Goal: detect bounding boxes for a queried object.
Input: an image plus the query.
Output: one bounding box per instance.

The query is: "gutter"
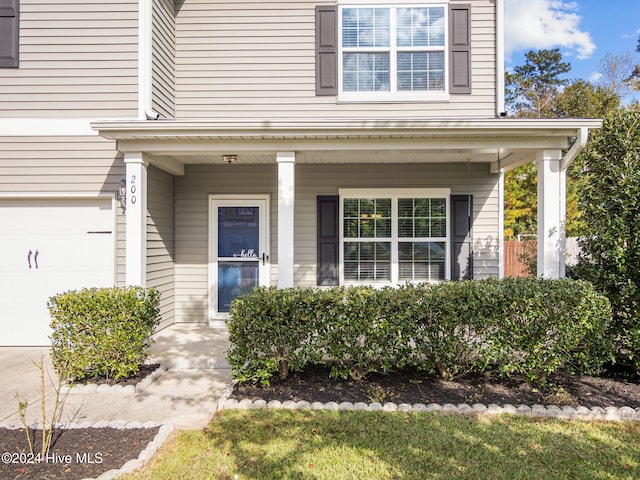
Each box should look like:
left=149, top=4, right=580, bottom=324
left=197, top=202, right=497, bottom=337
left=495, top=0, right=505, bottom=117
left=561, top=127, right=589, bottom=170
left=139, top=0, right=160, bottom=120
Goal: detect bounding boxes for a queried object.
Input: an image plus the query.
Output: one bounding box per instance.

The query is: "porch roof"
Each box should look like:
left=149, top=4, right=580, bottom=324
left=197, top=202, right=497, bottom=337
left=92, top=118, right=602, bottom=176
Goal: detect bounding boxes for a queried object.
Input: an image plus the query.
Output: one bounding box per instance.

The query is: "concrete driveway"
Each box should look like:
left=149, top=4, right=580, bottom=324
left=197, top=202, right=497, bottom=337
left=0, top=325, right=233, bottom=430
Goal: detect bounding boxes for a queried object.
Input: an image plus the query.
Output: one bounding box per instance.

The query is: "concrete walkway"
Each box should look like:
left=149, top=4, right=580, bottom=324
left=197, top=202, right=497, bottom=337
left=0, top=325, right=232, bottom=430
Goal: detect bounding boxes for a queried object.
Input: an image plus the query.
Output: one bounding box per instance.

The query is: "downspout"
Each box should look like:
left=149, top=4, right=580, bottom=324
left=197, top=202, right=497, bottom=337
left=139, top=0, right=160, bottom=120
left=495, top=0, right=505, bottom=117
left=561, top=127, right=589, bottom=170
left=556, top=126, right=589, bottom=277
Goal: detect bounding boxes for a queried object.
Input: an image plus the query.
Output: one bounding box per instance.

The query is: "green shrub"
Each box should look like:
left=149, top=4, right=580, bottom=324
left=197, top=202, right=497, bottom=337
left=228, top=287, right=324, bottom=385
left=574, top=110, right=640, bottom=368
left=48, top=287, right=160, bottom=382
left=320, top=287, right=416, bottom=380
left=227, top=279, right=613, bottom=386
left=491, top=278, right=613, bottom=383
left=408, top=281, right=501, bottom=380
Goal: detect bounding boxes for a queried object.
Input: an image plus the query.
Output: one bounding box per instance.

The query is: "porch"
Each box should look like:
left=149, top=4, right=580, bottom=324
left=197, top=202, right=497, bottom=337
left=93, top=118, right=601, bottom=326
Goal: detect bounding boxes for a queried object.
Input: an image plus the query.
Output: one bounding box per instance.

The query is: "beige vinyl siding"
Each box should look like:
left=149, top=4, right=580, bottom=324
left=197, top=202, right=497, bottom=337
left=294, top=163, right=500, bottom=286
left=0, top=134, right=126, bottom=284
left=147, top=166, right=175, bottom=328
left=172, top=161, right=499, bottom=324
left=0, top=0, right=138, bottom=118
left=175, top=0, right=497, bottom=119
left=174, top=164, right=278, bottom=324
left=152, top=0, right=176, bottom=119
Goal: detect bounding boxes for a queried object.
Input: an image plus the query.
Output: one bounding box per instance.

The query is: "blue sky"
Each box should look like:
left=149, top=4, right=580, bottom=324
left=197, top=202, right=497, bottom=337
left=505, top=0, right=640, bottom=101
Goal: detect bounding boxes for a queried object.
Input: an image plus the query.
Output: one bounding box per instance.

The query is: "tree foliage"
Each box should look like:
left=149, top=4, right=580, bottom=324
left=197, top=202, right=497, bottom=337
left=553, top=81, right=621, bottom=237
left=629, top=36, right=640, bottom=91
left=597, top=53, right=638, bottom=100
left=573, top=110, right=640, bottom=367
left=505, top=48, right=570, bottom=118
left=504, top=49, right=623, bottom=239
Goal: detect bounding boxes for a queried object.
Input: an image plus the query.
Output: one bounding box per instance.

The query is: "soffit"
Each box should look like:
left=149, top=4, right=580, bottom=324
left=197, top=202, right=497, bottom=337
left=92, top=118, right=602, bottom=171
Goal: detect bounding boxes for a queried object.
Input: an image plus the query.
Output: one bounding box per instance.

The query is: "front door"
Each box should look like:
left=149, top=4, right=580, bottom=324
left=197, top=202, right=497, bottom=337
left=210, top=196, right=270, bottom=318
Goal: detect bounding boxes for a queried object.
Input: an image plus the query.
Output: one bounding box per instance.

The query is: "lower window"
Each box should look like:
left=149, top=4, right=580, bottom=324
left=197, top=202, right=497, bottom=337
left=341, top=190, right=449, bottom=284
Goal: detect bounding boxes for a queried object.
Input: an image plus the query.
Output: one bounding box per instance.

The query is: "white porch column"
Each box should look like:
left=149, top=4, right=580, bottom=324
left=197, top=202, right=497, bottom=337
left=124, top=152, right=148, bottom=286
left=277, top=151, right=295, bottom=288
left=536, top=149, right=565, bottom=279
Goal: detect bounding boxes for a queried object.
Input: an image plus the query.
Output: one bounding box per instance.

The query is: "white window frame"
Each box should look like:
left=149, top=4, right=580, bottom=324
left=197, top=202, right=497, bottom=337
left=338, top=3, right=450, bottom=103
left=339, top=188, right=451, bottom=285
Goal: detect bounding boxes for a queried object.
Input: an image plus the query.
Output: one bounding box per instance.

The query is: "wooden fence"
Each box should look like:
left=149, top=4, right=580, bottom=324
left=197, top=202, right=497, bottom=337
left=504, top=240, right=531, bottom=277
left=503, top=238, right=581, bottom=278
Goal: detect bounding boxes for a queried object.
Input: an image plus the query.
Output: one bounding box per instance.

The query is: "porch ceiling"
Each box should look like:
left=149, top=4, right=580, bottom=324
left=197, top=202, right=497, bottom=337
left=92, top=118, right=602, bottom=175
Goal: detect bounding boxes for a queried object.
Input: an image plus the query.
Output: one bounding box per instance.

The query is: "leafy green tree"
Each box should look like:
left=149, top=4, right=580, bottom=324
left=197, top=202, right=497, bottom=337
left=552, top=80, right=620, bottom=119
left=504, top=163, right=537, bottom=240
left=573, top=110, right=640, bottom=368
left=504, top=49, right=572, bottom=240
left=504, top=65, right=623, bottom=239
left=553, top=81, right=621, bottom=237
left=505, top=48, right=571, bottom=118
left=629, top=36, right=640, bottom=90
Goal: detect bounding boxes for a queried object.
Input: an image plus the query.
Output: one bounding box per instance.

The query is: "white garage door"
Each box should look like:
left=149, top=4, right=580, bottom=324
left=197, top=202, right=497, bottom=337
left=0, top=198, right=115, bottom=346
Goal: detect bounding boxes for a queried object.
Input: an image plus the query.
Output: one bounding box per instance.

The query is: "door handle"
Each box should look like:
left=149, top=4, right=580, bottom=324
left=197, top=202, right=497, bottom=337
left=262, top=253, right=269, bottom=265
left=27, top=250, right=32, bottom=269
left=34, top=250, right=39, bottom=269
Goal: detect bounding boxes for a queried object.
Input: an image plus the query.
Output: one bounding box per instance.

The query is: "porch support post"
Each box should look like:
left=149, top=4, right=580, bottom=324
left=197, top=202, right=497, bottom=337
left=124, top=152, right=148, bottom=287
left=536, top=149, right=565, bottom=279
left=277, top=151, right=296, bottom=288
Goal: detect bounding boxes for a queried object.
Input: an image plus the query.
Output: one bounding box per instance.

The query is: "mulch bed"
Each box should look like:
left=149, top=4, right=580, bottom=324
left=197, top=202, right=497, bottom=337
left=231, top=364, right=640, bottom=409
left=3, top=364, right=638, bottom=479
left=0, top=365, right=163, bottom=479
left=0, top=426, right=159, bottom=480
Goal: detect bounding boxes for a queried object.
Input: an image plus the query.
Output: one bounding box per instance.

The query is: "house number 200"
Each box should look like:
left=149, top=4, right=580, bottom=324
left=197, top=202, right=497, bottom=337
left=130, top=174, right=137, bottom=204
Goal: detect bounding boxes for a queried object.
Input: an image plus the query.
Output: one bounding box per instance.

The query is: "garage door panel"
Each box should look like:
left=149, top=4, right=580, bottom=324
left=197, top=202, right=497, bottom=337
left=0, top=199, right=115, bottom=346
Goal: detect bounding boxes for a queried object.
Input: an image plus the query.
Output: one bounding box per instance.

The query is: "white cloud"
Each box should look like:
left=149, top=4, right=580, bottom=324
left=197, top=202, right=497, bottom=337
left=588, top=72, right=603, bottom=83
left=505, top=0, right=596, bottom=60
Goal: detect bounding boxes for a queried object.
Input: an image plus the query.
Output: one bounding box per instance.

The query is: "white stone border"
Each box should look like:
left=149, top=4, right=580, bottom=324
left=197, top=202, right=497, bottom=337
left=221, top=398, right=640, bottom=422
left=0, top=420, right=174, bottom=480
left=61, top=364, right=168, bottom=395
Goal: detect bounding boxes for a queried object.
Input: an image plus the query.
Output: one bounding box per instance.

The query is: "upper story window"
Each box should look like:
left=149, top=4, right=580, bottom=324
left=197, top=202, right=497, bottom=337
left=315, top=4, right=471, bottom=99
left=339, top=5, right=447, bottom=101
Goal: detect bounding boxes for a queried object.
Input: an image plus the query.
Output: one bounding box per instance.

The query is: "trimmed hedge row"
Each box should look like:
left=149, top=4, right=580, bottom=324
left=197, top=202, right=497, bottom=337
left=48, top=287, right=160, bottom=382
left=227, top=278, right=613, bottom=385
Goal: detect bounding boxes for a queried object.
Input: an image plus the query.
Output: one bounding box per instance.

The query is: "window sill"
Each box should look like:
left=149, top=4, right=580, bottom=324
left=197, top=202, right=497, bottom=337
left=337, top=92, right=450, bottom=104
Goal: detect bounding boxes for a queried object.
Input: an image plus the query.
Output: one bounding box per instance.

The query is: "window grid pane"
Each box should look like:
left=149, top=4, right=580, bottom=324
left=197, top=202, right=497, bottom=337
left=397, top=7, right=444, bottom=47
left=398, top=52, right=444, bottom=92
left=344, top=242, right=391, bottom=281
left=344, top=53, right=390, bottom=92
left=343, top=198, right=392, bottom=238
left=342, top=8, right=390, bottom=48
left=343, top=196, right=447, bottom=283
left=398, top=241, right=446, bottom=281
left=342, top=6, right=445, bottom=94
left=398, top=198, right=446, bottom=238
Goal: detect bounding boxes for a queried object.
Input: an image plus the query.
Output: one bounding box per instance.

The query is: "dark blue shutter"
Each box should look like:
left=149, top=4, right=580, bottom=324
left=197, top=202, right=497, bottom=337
left=0, top=0, right=19, bottom=68
left=316, top=5, right=338, bottom=96
left=449, top=4, right=471, bottom=94
left=317, top=195, right=339, bottom=285
left=451, top=195, right=473, bottom=280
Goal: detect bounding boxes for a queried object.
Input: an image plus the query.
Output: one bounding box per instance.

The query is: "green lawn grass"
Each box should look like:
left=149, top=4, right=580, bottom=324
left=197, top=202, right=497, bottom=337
left=125, top=410, right=640, bottom=480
